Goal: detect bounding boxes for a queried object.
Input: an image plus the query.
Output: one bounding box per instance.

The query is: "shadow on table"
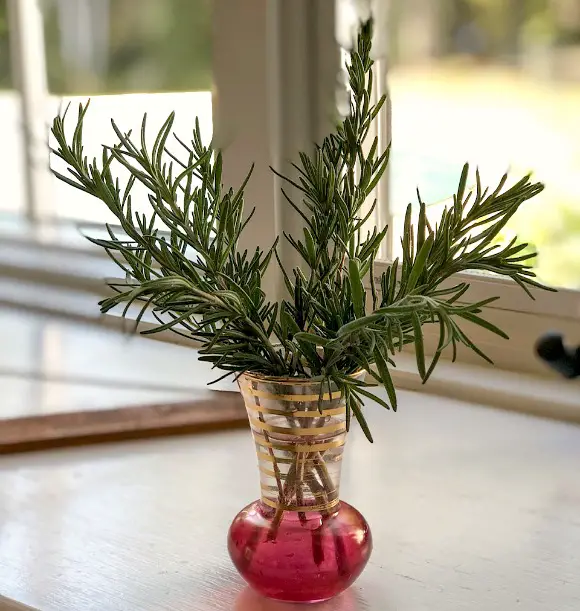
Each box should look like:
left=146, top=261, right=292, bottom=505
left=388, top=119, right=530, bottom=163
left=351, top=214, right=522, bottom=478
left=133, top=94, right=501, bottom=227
left=234, top=586, right=365, bottom=611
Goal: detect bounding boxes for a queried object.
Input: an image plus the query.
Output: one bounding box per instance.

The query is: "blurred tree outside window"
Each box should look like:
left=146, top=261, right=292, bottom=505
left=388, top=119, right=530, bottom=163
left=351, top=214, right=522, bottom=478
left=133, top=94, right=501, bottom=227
left=3, top=0, right=580, bottom=290
left=42, top=0, right=211, bottom=94
left=388, top=0, right=580, bottom=290
left=44, top=0, right=212, bottom=223
left=0, top=0, right=11, bottom=89
left=0, top=0, right=212, bottom=223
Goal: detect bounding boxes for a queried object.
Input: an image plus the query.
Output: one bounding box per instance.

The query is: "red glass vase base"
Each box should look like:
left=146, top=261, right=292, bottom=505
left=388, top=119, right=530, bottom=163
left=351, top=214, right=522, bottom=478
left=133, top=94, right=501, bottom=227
left=228, top=500, right=372, bottom=604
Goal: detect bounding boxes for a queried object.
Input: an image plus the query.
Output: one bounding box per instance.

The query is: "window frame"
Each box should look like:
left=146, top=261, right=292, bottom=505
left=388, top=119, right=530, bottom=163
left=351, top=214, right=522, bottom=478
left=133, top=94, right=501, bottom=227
left=366, top=263, right=580, bottom=376
left=212, top=0, right=340, bottom=300
left=6, top=0, right=579, bottom=384
left=6, top=0, right=53, bottom=222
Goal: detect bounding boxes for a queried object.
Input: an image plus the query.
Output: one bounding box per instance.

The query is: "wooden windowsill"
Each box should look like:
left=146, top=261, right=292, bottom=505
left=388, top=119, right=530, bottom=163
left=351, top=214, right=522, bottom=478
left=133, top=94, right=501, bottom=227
left=0, top=309, right=242, bottom=454
left=0, top=596, right=37, bottom=611
left=390, top=353, right=580, bottom=424
left=0, top=392, right=246, bottom=454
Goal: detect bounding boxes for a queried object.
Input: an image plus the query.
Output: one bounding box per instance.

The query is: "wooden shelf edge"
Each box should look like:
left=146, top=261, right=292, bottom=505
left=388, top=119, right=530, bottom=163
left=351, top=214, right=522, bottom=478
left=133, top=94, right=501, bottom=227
left=0, top=391, right=248, bottom=455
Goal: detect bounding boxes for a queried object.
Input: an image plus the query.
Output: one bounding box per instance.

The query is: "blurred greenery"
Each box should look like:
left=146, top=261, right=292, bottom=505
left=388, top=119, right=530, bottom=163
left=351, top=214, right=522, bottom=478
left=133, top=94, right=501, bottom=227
left=387, top=0, right=580, bottom=62
left=2, top=0, right=580, bottom=288
left=386, top=0, right=580, bottom=289
left=0, top=0, right=211, bottom=94
left=0, top=0, right=10, bottom=89
left=498, top=197, right=580, bottom=289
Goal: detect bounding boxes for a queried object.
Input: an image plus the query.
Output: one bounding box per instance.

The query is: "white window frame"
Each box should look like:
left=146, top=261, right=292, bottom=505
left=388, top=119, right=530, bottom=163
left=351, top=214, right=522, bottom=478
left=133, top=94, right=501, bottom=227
left=213, top=0, right=340, bottom=302
left=7, top=0, right=52, bottom=222
left=6, top=0, right=579, bottom=381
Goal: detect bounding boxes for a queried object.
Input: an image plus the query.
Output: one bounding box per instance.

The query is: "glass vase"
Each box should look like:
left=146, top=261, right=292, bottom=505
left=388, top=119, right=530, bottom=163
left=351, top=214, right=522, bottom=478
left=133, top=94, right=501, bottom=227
left=228, top=372, right=372, bottom=604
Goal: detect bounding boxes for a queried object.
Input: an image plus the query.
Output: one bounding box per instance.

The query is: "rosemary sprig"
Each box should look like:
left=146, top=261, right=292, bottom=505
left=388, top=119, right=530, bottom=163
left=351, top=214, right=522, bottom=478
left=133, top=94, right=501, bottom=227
left=50, top=19, right=552, bottom=442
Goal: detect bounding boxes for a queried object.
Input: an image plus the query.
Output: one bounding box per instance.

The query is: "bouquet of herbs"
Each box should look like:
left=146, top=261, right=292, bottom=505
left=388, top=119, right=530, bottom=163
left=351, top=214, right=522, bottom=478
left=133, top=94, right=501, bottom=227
left=50, top=20, right=550, bottom=442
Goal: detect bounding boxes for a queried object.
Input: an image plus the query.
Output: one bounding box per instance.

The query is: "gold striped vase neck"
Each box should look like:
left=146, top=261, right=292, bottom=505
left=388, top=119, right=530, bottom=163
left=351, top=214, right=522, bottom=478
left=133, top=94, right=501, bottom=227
left=238, top=373, right=355, bottom=514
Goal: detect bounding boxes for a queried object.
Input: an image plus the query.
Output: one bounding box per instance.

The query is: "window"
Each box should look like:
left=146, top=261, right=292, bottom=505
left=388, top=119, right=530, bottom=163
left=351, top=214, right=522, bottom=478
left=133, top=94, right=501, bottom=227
left=361, top=0, right=580, bottom=376
left=0, top=0, right=348, bottom=448
left=5, top=0, right=336, bottom=236
left=4, top=0, right=578, bottom=382
left=1, top=0, right=212, bottom=225
left=44, top=0, right=212, bottom=224
left=387, top=0, right=580, bottom=292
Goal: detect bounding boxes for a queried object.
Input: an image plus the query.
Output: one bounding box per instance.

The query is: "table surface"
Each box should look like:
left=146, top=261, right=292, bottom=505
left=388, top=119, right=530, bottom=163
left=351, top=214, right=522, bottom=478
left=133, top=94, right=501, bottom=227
left=1, top=389, right=579, bottom=611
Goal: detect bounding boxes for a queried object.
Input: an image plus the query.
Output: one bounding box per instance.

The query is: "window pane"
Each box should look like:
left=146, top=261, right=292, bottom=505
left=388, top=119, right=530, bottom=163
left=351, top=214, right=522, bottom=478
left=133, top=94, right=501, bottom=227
left=43, top=0, right=211, bottom=94
left=389, top=0, right=580, bottom=289
left=0, top=0, right=26, bottom=217
left=43, top=0, right=213, bottom=223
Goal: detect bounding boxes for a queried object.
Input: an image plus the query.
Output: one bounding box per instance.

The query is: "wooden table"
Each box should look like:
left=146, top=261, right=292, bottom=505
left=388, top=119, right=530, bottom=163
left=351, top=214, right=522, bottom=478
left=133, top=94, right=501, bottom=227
left=1, top=389, right=579, bottom=611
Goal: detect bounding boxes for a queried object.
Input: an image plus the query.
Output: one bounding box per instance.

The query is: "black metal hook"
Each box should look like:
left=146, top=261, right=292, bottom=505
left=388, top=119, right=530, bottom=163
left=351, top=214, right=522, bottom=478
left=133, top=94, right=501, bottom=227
left=535, top=333, right=580, bottom=379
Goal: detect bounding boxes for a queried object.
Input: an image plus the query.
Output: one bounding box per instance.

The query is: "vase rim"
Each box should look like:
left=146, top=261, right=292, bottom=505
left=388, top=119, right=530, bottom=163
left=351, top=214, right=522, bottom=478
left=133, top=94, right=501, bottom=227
left=240, top=369, right=365, bottom=386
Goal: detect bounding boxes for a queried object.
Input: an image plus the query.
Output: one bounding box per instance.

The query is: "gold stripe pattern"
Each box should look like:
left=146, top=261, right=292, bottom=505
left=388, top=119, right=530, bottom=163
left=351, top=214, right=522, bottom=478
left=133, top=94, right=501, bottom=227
left=259, top=463, right=338, bottom=477
left=246, top=404, right=346, bottom=418
left=261, top=483, right=339, bottom=500
left=261, top=496, right=340, bottom=513
left=254, top=437, right=346, bottom=453
left=238, top=372, right=363, bottom=515
left=259, top=468, right=333, bottom=484
left=240, top=386, right=337, bottom=402
left=248, top=416, right=346, bottom=436
left=256, top=451, right=343, bottom=464
left=241, top=370, right=363, bottom=387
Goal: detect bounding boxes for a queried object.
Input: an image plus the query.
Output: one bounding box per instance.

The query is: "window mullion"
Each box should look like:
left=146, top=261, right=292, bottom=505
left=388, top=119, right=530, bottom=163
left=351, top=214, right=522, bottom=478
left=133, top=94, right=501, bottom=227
left=375, top=58, right=393, bottom=261
left=212, top=0, right=338, bottom=303
left=7, top=0, right=52, bottom=222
